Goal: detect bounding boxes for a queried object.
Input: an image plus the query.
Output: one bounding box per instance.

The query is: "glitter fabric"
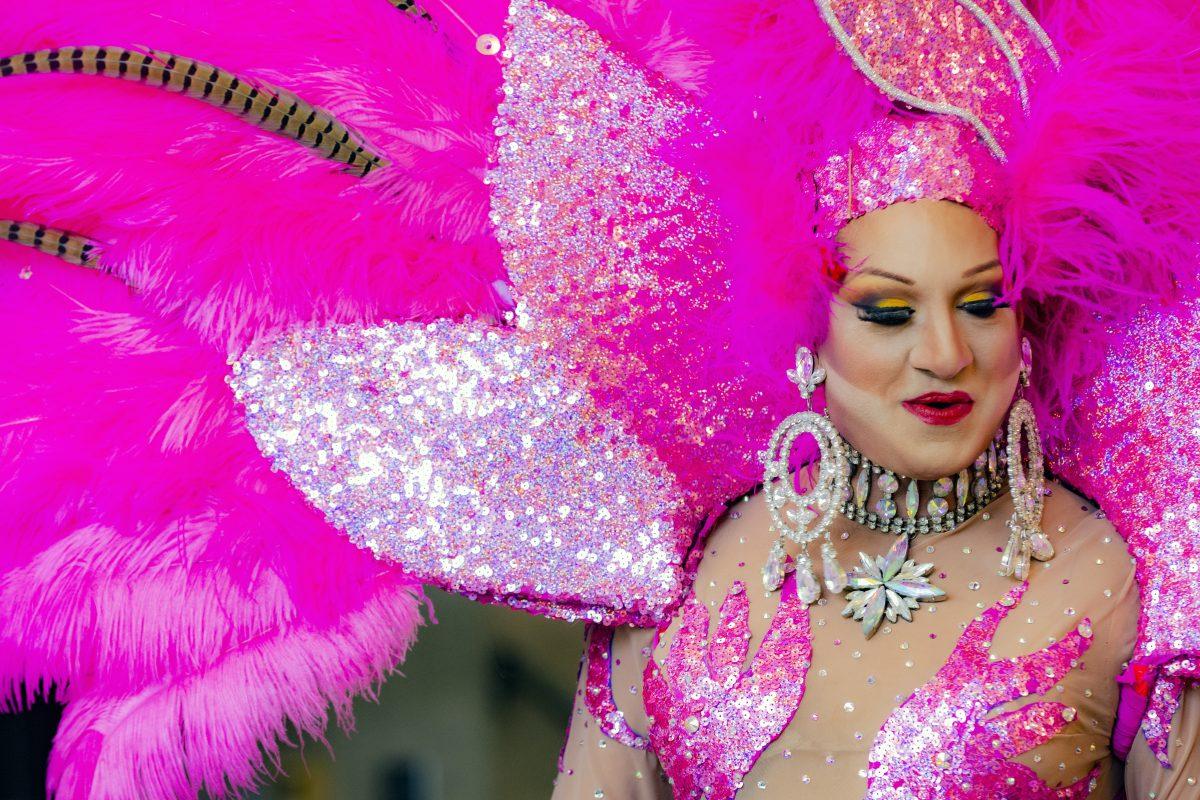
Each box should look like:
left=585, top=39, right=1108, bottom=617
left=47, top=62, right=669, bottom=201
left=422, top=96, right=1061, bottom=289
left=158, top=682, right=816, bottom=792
left=643, top=572, right=813, bottom=799
left=818, top=0, right=1058, bottom=156
left=228, top=320, right=688, bottom=624
left=585, top=623, right=650, bottom=750
left=228, top=0, right=771, bottom=626
left=1054, top=299, right=1200, bottom=767
left=866, top=581, right=1097, bottom=798
left=810, top=0, right=1060, bottom=234
left=813, top=116, right=1002, bottom=238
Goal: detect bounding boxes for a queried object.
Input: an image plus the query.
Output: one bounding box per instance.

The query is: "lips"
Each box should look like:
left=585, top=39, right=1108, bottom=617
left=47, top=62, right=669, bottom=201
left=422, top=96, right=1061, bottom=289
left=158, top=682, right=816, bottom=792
left=902, top=391, right=974, bottom=426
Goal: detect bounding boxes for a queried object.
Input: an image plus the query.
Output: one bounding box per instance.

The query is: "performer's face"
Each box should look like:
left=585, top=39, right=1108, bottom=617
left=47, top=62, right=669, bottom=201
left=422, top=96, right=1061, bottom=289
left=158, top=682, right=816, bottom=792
left=817, top=199, right=1022, bottom=479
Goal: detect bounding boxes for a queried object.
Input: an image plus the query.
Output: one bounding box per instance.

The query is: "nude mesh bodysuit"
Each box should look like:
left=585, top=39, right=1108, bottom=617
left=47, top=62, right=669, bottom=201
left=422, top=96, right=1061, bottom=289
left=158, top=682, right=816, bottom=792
left=551, top=478, right=1200, bottom=798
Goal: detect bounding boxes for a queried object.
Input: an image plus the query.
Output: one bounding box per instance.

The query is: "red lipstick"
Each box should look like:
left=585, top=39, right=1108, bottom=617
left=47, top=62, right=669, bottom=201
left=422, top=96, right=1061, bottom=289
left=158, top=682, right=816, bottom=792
left=902, top=391, right=974, bottom=426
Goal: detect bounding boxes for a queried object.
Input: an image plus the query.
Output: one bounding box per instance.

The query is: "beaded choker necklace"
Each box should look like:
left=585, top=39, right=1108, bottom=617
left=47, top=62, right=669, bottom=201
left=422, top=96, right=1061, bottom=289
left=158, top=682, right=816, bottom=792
left=837, top=425, right=1009, bottom=537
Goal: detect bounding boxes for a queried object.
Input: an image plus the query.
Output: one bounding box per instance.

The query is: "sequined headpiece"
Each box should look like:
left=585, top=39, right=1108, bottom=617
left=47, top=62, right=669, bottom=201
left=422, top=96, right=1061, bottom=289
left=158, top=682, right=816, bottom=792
left=811, top=0, right=1060, bottom=236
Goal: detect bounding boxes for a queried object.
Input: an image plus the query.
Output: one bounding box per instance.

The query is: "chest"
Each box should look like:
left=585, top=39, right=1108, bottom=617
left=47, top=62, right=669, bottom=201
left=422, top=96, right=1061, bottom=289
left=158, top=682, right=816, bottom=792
left=638, top=537, right=1124, bottom=799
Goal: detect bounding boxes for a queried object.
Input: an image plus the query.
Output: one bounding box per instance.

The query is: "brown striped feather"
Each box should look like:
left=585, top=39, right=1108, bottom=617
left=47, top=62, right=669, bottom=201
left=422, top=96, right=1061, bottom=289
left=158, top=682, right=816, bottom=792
left=2, top=219, right=104, bottom=269
left=0, top=47, right=389, bottom=176
left=386, top=0, right=433, bottom=20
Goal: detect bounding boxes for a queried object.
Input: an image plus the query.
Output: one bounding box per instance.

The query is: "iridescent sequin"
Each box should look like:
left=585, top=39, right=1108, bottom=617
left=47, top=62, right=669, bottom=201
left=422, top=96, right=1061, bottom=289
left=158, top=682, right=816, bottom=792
left=584, top=624, right=650, bottom=749
left=866, top=581, right=1097, bottom=798
left=229, top=320, right=686, bottom=623
left=228, top=0, right=777, bottom=625
left=1056, top=299, right=1200, bottom=766
left=644, top=575, right=813, bottom=799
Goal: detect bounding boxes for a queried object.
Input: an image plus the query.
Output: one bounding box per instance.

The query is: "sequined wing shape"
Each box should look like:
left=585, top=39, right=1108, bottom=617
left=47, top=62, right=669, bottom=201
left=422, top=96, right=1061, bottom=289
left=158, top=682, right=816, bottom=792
left=231, top=0, right=768, bottom=625
left=642, top=575, right=813, bottom=800
left=866, top=582, right=1098, bottom=799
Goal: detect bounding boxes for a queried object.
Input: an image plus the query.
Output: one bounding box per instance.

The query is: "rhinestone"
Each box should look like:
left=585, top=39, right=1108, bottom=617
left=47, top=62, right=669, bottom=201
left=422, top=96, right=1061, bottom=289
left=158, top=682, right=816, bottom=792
left=933, top=477, right=953, bottom=497
left=877, top=473, right=899, bottom=494
left=854, top=468, right=871, bottom=508
left=1062, top=707, right=1077, bottom=722
left=905, top=480, right=919, bottom=518
left=927, top=497, right=949, bottom=518
left=874, top=495, right=897, bottom=520
left=968, top=581, right=981, bottom=591
left=683, top=715, right=700, bottom=733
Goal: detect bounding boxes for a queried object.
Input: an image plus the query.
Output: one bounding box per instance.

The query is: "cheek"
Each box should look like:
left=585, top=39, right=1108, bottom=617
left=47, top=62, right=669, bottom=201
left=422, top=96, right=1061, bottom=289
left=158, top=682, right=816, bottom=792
left=820, top=310, right=906, bottom=396
left=969, top=318, right=1022, bottom=382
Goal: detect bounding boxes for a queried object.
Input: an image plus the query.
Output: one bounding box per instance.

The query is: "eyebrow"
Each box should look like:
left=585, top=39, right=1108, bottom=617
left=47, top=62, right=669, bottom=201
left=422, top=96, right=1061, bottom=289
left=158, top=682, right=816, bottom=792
left=853, top=258, right=1002, bottom=286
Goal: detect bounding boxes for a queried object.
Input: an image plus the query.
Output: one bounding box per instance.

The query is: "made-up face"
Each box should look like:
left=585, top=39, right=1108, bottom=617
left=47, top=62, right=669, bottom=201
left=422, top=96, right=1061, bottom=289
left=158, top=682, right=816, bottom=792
left=817, top=199, right=1022, bottom=480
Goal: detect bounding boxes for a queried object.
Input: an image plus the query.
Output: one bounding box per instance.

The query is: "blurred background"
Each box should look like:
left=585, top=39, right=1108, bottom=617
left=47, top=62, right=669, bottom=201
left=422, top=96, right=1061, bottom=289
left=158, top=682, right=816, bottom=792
left=0, top=589, right=585, bottom=800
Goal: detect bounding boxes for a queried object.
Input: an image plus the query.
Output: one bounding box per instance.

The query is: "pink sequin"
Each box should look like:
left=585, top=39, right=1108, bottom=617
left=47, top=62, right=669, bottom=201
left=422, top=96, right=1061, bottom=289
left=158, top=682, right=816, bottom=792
left=813, top=117, right=1002, bottom=237
left=227, top=0, right=776, bottom=626
left=824, top=0, right=1055, bottom=144
left=866, top=581, right=1097, bottom=799
left=584, top=623, right=650, bottom=750
left=643, top=573, right=812, bottom=799
left=811, top=0, right=1060, bottom=234
left=1055, top=299, right=1200, bottom=766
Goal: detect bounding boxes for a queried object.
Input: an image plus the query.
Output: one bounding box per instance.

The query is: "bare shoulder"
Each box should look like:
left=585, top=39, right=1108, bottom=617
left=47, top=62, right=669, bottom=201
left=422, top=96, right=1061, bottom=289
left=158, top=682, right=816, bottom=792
left=1040, top=474, right=1137, bottom=594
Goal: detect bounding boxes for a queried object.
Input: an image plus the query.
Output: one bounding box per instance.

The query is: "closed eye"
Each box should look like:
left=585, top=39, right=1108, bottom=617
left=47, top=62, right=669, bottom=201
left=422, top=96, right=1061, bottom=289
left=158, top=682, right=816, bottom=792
left=958, top=292, right=1011, bottom=318
left=853, top=302, right=914, bottom=326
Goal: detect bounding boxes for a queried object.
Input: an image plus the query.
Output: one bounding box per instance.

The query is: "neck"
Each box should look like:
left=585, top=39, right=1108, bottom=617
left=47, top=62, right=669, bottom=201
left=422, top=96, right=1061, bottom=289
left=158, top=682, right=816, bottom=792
left=837, top=425, right=1009, bottom=536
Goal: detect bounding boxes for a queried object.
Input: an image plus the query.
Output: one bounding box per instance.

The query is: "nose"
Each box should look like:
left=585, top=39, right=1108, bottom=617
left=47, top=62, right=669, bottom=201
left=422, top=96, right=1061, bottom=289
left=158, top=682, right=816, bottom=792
left=908, top=308, right=972, bottom=381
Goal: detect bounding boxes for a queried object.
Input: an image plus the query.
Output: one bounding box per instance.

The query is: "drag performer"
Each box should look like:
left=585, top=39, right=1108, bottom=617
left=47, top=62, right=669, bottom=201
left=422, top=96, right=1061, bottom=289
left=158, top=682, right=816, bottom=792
left=1, top=0, right=1198, bottom=798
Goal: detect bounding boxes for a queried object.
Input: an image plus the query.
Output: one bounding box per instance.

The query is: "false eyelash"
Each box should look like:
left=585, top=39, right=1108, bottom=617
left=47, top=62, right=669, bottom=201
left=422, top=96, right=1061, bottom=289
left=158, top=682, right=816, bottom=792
left=853, top=297, right=1011, bottom=326
left=852, top=302, right=914, bottom=326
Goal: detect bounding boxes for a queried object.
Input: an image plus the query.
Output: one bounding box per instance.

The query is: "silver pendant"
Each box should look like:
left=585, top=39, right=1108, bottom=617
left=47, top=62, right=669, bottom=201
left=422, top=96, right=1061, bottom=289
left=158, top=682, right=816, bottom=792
left=840, top=534, right=946, bottom=639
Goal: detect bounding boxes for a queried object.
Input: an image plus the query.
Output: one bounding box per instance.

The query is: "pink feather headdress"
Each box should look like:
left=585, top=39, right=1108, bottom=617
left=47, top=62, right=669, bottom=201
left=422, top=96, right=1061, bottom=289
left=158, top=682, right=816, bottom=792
left=2, top=0, right=1200, bottom=794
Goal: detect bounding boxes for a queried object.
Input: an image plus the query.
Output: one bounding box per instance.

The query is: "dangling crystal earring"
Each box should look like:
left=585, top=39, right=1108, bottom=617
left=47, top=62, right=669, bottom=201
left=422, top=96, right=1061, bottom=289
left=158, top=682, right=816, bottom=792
left=759, top=345, right=849, bottom=603
left=999, top=336, right=1053, bottom=581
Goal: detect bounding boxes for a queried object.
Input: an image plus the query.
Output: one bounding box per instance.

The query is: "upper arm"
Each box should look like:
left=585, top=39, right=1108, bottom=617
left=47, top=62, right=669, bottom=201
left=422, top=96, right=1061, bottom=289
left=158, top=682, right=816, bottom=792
left=1124, top=681, right=1200, bottom=799
left=551, top=623, right=669, bottom=799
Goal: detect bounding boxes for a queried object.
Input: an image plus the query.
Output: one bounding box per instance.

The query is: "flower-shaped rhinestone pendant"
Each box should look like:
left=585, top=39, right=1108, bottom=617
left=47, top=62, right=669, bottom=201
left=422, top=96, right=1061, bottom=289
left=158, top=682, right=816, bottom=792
left=841, top=534, right=946, bottom=639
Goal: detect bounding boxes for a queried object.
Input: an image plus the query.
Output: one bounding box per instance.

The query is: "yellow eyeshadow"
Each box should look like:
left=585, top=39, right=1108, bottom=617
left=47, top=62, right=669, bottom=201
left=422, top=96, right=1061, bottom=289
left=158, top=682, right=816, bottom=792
left=874, top=298, right=911, bottom=309
left=961, top=291, right=994, bottom=303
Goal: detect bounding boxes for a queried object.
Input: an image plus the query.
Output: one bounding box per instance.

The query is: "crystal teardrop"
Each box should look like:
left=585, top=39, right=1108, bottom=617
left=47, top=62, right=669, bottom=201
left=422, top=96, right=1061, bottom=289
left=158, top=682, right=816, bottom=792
left=956, top=469, right=970, bottom=506
left=1014, top=537, right=1031, bottom=581
left=822, top=541, right=848, bottom=593
left=797, top=558, right=822, bottom=604
left=988, top=443, right=997, bottom=477
left=762, top=554, right=785, bottom=592
left=1029, top=530, right=1055, bottom=561
left=999, top=529, right=1019, bottom=576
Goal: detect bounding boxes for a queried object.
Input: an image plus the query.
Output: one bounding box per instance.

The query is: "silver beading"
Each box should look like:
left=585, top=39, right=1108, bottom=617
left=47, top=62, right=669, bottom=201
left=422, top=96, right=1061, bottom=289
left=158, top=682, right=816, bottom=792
left=758, top=346, right=849, bottom=601
left=999, top=337, right=1053, bottom=579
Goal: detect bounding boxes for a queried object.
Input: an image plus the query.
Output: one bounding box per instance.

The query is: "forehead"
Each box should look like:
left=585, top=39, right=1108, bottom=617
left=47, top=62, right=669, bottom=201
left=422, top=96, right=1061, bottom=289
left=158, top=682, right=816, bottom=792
left=835, top=199, right=1000, bottom=285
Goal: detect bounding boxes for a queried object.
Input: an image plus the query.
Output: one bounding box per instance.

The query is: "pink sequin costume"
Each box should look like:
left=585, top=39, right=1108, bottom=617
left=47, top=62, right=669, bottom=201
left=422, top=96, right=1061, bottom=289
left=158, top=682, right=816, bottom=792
left=1, top=0, right=1199, bottom=797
